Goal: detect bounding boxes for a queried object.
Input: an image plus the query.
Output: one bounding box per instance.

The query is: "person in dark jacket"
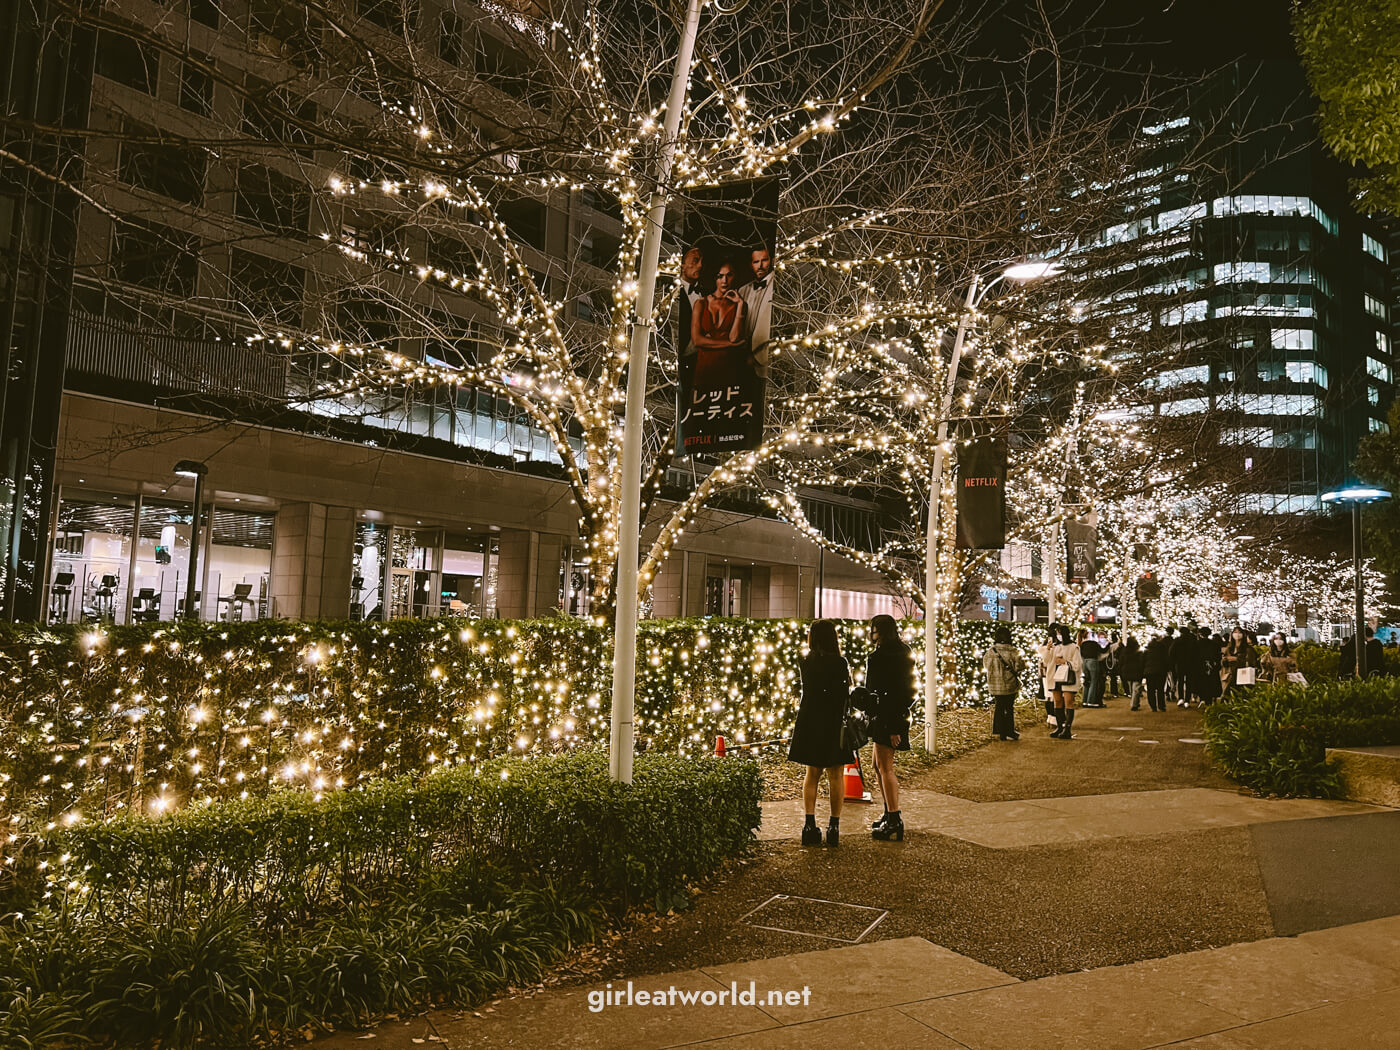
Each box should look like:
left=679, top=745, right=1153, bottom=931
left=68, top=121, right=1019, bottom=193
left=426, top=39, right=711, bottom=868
left=1143, top=631, right=1171, bottom=712
left=866, top=614, right=915, bottom=842
left=1119, top=635, right=1146, bottom=710
left=1340, top=628, right=1386, bottom=679
left=1192, top=625, right=1222, bottom=704
left=1078, top=629, right=1106, bottom=707
left=1169, top=625, right=1196, bottom=707
left=788, top=620, right=855, bottom=847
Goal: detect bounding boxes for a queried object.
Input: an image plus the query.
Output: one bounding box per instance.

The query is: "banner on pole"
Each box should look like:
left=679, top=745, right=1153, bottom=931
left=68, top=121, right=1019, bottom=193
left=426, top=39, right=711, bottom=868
left=955, top=436, right=1007, bottom=549
left=1065, top=516, right=1098, bottom=584
left=675, top=178, right=779, bottom=454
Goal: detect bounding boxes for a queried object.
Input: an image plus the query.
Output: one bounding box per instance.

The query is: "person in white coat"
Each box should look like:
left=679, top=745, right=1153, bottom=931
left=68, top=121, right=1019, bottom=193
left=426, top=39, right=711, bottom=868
left=1046, top=624, right=1083, bottom=739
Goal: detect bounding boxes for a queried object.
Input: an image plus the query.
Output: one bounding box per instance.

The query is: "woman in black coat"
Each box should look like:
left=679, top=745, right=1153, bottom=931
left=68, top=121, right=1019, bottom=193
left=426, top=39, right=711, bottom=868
left=866, top=614, right=915, bottom=842
left=787, top=619, right=855, bottom=847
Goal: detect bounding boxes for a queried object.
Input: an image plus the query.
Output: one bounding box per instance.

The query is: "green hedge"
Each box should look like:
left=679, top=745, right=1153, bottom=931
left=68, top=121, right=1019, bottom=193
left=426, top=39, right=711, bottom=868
left=1203, top=678, right=1400, bottom=797
left=0, top=617, right=1041, bottom=840
left=1, top=752, right=760, bottom=1048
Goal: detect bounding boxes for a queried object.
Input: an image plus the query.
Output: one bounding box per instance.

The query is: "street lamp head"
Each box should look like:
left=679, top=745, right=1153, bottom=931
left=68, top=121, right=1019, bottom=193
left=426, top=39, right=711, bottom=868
left=1001, top=259, right=1062, bottom=282
left=1321, top=485, right=1391, bottom=505
left=173, top=460, right=208, bottom=478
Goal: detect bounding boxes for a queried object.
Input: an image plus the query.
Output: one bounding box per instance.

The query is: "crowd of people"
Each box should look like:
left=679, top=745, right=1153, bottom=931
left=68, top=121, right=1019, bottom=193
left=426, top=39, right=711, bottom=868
left=785, top=616, right=1393, bottom=847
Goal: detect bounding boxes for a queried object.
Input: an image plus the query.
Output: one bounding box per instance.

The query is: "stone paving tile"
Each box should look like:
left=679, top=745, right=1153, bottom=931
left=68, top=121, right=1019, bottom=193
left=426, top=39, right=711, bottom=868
left=1155, top=988, right=1400, bottom=1049
left=1296, top=914, right=1400, bottom=977
left=900, top=963, right=1243, bottom=1050
left=1131, top=935, right=1400, bottom=1022
left=664, top=1005, right=966, bottom=1049
left=700, top=936, right=1016, bottom=1024
left=430, top=969, right=777, bottom=1050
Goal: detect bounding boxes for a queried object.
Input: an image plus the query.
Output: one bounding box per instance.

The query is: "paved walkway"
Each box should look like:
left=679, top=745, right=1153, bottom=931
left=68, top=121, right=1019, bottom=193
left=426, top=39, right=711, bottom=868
left=323, top=919, right=1400, bottom=1049
left=317, top=704, right=1400, bottom=1049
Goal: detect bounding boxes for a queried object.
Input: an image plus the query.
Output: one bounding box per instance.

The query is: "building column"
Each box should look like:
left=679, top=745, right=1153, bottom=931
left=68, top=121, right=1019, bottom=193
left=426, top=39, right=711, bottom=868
left=271, top=503, right=354, bottom=619
left=494, top=528, right=531, bottom=618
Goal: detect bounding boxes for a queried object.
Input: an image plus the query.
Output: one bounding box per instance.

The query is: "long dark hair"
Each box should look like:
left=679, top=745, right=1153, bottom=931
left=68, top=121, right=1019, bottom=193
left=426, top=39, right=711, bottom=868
left=870, top=614, right=901, bottom=649
left=808, top=619, right=841, bottom=657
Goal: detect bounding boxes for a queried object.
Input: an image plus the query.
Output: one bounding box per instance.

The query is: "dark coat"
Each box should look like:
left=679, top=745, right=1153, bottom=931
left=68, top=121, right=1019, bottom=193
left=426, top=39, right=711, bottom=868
left=1118, top=646, right=1146, bottom=682
left=866, top=642, right=916, bottom=751
left=1143, top=636, right=1171, bottom=676
left=788, top=652, right=856, bottom=768
left=1169, top=632, right=1195, bottom=673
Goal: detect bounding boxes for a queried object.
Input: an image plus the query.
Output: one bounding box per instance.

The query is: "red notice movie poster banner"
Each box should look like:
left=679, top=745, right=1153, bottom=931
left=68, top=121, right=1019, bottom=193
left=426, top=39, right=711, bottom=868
left=675, top=179, right=779, bottom=454
left=955, top=436, right=1007, bottom=549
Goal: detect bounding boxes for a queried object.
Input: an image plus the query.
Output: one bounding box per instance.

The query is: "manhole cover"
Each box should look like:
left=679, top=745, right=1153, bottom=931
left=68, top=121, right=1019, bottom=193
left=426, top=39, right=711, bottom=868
left=1109, top=726, right=1144, bottom=731
left=1179, top=737, right=1206, bottom=744
left=739, top=894, right=888, bottom=944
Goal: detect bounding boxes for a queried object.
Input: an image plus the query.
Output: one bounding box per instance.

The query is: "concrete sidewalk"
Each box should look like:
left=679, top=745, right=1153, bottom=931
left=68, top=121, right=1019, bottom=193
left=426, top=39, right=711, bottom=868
left=322, top=918, right=1400, bottom=1049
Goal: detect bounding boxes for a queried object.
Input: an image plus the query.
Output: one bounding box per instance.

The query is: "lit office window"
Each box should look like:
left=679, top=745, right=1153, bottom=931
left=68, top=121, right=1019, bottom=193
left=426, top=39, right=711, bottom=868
left=1377, top=331, right=1391, bottom=356
left=1363, top=232, right=1387, bottom=262
left=1222, top=427, right=1272, bottom=445
left=1214, top=261, right=1270, bottom=283
left=1370, top=386, right=1382, bottom=405
left=1151, top=365, right=1210, bottom=388
left=1283, top=361, right=1327, bottom=388
left=1365, top=294, right=1388, bottom=321
left=1368, top=357, right=1393, bottom=383
left=1372, top=418, right=1391, bottom=433
left=1270, top=328, right=1314, bottom=350
left=1158, top=397, right=1210, bottom=416
left=1232, top=393, right=1318, bottom=416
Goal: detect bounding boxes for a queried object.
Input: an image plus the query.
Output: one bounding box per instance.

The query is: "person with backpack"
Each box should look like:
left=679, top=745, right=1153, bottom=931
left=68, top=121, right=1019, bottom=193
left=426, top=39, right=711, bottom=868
left=982, top=625, right=1026, bottom=741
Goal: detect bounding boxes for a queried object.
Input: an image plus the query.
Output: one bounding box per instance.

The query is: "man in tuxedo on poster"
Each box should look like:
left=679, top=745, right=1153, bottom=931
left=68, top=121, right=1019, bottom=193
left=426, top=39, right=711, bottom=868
left=739, top=245, right=774, bottom=378
left=676, top=246, right=707, bottom=392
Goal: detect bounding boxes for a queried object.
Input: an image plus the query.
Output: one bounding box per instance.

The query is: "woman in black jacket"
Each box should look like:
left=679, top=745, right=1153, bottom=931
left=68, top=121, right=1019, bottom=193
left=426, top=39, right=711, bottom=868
left=866, top=614, right=915, bottom=842
left=787, top=619, right=855, bottom=847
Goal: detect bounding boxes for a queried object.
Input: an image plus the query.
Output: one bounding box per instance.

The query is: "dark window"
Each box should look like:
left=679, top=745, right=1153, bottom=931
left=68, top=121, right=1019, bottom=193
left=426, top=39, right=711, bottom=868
left=190, top=0, right=219, bottom=28
left=474, top=32, right=539, bottom=102
left=230, top=249, right=304, bottom=323
left=119, top=131, right=206, bottom=206
left=428, top=233, right=481, bottom=277
left=438, top=11, right=463, bottom=65
left=113, top=224, right=200, bottom=297
left=95, top=30, right=157, bottom=93
left=357, top=0, right=418, bottom=35
left=234, top=165, right=311, bottom=236
left=497, top=197, right=546, bottom=251
left=242, top=80, right=315, bottom=151
left=179, top=58, right=214, bottom=116
left=247, top=0, right=319, bottom=65
left=576, top=226, right=618, bottom=269
left=335, top=294, right=395, bottom=344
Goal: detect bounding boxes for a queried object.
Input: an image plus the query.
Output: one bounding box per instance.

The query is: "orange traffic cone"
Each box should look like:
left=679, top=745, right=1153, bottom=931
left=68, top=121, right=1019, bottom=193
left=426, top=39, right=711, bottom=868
left=843, top=760, right=871, bottom=802
left=714, top=735, right=727, bottom=757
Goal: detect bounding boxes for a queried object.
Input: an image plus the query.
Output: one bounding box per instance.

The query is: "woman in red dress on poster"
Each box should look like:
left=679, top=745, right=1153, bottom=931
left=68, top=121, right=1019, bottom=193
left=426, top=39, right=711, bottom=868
left=689, top=261, right=749, bottom=392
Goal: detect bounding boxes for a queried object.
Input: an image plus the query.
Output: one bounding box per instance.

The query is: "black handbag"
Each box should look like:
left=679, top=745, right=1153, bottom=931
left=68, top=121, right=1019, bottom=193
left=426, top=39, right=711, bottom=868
left=842, top=686, right=871, bottom=750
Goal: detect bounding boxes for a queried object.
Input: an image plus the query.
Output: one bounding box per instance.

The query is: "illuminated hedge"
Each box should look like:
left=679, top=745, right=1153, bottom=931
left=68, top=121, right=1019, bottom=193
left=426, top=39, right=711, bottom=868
left=0, top=617, right=1043, bottom=838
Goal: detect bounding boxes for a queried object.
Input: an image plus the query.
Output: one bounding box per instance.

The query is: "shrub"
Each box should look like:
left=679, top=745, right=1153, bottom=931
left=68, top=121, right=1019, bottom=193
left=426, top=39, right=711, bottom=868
left=0, top=752, right=760, bottom=1048
left=1203, top=677, right=1400, bottom=797
left=0, top=616, right=1032, bottom=842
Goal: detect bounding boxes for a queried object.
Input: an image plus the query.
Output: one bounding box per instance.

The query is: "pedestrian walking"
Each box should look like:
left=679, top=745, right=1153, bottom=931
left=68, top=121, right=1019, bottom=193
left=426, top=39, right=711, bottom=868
left=1170, top=625, right=1197, bottom=707
left=1079, top=629, right=1106, bottom=707
left=1260, top=634, right=1299, bottom=684
left=1143, top=630, right=1170, bottom=712
left=1047, top=624, right=1083, bottom=739
left=1192, top=625, right=1222, bottom=705
left=1221, top=626, right=1259, bottom=698
left=983, top=625, right=1025, bottom=741
left=1105, top=632, right=1123, bottom=696
left=1120, top=635, right=1146, bottom=710
left=788, top=620, right=855, bottom=848
left=866, top=614, right=915, bottom=842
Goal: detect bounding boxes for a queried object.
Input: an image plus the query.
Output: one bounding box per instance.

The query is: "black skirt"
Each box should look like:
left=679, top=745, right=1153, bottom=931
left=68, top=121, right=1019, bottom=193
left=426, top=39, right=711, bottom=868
left=788, top=653, right=857, bottom=768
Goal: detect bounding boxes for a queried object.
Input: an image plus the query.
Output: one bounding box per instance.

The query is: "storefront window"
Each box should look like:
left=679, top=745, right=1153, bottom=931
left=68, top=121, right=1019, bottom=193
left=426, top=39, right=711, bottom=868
left=352, top=521, right=387, bottom=620
left=206, top=507, right=272, bottom=620
left=50, top=492, right=135, bottom=623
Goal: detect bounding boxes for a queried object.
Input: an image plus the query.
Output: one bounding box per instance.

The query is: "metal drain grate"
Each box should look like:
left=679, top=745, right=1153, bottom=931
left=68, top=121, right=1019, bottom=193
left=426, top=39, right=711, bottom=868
left=738, top=894, right=888, bottom=944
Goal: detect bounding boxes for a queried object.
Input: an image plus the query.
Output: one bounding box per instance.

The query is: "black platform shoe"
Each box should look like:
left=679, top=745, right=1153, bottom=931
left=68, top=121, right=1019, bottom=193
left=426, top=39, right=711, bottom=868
left=825, top=824, right=840, bottom=848
left=801, top=823, right=822, bottom=847
left=872, top=813, right=904, bottom=842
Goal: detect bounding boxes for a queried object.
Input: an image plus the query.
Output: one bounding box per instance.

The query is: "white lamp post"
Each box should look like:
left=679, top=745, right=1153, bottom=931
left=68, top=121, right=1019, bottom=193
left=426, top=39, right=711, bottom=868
left=923, top=260, right=1061, bottom=751
left=609, top=0, right=707, bottom=784
left=173, top=460, right=208, bottom=621
left=1320, top=484, right=1391, bottom=679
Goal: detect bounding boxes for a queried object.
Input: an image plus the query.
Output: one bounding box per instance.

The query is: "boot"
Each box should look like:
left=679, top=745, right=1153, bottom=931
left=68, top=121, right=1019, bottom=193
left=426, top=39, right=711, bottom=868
left=872, top=811, right=904, bottom=842
left=1050, top=707, right=1067, bottom=737
left=871, top=808, right=891, bottom=832
left=801, top=816, right=822, bottom=847
left=1057, top=709, right=1075, bottom=740
left=825, top=818, right=840, bottom=848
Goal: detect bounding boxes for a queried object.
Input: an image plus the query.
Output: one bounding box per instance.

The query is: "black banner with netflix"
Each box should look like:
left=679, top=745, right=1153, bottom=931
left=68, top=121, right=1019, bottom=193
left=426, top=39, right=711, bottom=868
left=955, top=436, right=1007, bottom=549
